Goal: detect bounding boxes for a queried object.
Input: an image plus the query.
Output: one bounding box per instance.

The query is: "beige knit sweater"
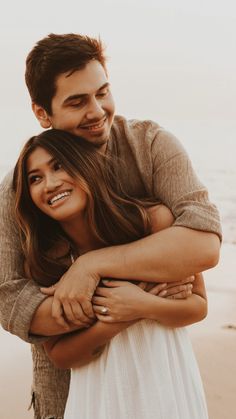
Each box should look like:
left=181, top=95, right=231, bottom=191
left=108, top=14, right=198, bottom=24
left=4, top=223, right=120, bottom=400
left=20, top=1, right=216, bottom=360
left=0, top=116, right=221, bottom=418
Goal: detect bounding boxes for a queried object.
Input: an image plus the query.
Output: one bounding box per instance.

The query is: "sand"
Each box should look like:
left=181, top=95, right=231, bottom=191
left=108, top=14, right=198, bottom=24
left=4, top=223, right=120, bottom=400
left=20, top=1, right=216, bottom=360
left=190, top=243, right=236, bottom=419
left=0, top=243, right=235, bottom=419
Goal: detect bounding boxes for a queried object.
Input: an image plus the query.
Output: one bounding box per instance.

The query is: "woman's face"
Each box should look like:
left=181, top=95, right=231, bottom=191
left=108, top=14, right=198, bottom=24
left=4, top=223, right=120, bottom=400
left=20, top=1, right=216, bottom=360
left=26, top=146, right=88, bottom=223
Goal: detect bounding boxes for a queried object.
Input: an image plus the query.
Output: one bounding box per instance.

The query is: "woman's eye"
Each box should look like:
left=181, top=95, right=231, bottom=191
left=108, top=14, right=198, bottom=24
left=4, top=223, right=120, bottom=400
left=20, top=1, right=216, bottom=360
left=29, top=175, right=41, bottom=184
left=54, top=162, right=62, bottom=171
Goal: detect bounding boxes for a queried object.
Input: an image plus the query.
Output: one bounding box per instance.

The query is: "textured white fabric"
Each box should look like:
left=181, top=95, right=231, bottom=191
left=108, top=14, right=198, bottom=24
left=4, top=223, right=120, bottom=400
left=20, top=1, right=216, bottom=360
left=64, top=320, right=208, bottom=419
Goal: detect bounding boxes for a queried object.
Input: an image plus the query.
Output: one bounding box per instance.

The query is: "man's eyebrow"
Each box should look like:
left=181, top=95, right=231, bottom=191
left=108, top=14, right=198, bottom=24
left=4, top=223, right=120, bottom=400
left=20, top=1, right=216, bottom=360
left=27, top=157, right=55, bottom=176
left=63, top=82, right=110, bottom=105
left=97, top=82, right=110, bottom=91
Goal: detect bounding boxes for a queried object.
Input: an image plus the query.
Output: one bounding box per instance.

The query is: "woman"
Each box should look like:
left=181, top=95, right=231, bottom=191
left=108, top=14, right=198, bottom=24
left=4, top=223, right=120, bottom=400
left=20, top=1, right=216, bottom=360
left=13, top=129, right=208, bottom=419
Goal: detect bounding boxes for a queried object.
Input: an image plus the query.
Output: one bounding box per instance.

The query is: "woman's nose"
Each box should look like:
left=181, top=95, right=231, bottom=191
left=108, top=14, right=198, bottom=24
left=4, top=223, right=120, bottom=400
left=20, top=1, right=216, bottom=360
left=44, top=174, right=63, bottom=192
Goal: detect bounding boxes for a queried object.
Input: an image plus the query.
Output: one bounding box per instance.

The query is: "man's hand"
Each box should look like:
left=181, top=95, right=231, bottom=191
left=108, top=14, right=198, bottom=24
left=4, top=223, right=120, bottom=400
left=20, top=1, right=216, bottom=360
left=30, top=296, right=94, bottom=336
left=40, top=257, right=99, bottom=327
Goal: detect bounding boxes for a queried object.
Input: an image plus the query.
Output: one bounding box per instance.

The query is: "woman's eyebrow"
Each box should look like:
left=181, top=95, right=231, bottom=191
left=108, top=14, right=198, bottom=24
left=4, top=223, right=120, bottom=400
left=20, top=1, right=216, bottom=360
left=27, top=157, right=55, bottom=176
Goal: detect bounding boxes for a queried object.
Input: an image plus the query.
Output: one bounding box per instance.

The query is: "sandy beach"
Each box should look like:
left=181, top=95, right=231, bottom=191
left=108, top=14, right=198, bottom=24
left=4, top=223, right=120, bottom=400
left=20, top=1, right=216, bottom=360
left=0, top=243, right=235, bottom=419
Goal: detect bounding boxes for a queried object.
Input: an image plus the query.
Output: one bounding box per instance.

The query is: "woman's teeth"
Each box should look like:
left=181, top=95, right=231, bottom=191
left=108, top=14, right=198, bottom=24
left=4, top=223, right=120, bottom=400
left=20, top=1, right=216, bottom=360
left=49, top=191, right=71, bottom=205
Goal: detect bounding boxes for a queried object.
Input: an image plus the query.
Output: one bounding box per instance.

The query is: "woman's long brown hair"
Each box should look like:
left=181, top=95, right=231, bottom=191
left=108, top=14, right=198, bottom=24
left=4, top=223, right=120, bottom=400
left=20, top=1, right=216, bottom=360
left=13, top=129, right=154, bottom=286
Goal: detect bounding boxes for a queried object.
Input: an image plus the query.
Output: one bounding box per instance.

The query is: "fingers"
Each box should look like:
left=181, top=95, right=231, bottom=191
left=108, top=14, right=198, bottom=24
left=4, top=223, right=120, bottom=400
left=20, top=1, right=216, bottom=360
left=93, top=305, right=114, bottom=322
left=63, top=301, right=93, bottom=326
left=137, top=281, right=147, bottom=290
left=92, top=295, right=107, bottom=306
left=80, top=300, right=96, bottom=320
left=138, top=282, right=159, bottom=292
left=102, top=280, right=131, bottom=287
left=95, top=287, right=111, bottom=297
left=96, top=313, right=114, bottom=323
left=165, top=276, right=195, bottom=288
left=51, top=297, right=94, bottom=327
left=51, top=298, right=70, bottom=330
left=40, top=285, right=56, bottom=295
left=93, top=304, right=109, bottom=315
left=147, top=283, right=167, bottom=295
left=159, top=283, right=193, bottom=299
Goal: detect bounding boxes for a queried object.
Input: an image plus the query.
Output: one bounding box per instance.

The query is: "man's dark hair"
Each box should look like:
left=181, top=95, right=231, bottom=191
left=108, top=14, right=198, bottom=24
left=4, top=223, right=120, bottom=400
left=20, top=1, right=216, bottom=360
left=25, top=33, right=106, bottom=114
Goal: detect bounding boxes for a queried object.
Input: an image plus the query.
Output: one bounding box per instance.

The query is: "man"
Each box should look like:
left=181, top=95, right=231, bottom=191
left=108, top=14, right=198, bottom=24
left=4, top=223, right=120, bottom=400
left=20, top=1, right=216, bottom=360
left=0, top=33, right=221, bottom=418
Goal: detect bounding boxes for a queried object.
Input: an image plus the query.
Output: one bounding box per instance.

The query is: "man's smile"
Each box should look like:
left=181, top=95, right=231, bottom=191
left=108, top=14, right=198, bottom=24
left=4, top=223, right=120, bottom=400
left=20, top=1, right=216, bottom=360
left=79, top=116, right=107, bottom=132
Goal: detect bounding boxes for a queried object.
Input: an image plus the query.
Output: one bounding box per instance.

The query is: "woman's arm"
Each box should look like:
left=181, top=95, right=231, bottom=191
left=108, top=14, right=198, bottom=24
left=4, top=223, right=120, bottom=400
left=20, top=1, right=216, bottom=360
left=43, top=205, right=206, bottom=369
left=43, top=319, right=135, bottom=369
left=44, top=273, right=206, bottom=369
left=93, top=272, right=207, bottom=328
left=44, top=270, right=206, bottom=370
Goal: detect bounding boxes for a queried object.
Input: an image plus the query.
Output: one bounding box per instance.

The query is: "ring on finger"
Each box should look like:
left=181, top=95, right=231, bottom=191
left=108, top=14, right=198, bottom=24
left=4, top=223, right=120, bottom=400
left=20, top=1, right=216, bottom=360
left=101, top=306, right=109, bottom=314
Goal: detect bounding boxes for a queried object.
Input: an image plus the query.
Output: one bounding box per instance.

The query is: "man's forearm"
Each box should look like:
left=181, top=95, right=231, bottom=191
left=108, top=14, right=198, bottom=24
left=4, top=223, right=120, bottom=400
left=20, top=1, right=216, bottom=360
left=83, top=227, right=220, bottom=282
left=30, top=297, right=80, bottom=336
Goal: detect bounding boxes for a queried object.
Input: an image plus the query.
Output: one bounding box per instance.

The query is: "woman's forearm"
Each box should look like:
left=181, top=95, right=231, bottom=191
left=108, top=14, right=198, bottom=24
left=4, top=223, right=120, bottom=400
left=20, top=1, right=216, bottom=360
left=93, top=273, right=207, bottom=328
left=44, top=320, right=134, bottom=369
left=139, top=293, right=207, bottom=327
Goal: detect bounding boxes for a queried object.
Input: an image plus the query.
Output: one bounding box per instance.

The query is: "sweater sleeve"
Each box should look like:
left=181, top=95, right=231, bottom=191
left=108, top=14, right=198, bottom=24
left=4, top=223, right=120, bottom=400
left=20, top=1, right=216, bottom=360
left=151, top=128, right=222, bottom=239
left=0, top=172, right=48, bottom=343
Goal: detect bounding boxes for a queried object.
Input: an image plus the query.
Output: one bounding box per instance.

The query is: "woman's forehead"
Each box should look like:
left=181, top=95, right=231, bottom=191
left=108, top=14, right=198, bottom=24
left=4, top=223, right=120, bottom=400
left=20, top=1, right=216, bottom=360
left=27, top=147, right=54, bottom=173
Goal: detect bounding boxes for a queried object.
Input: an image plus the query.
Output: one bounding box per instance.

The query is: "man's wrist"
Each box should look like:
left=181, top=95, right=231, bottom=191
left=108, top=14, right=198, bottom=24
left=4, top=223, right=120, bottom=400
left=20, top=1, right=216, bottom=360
left=78, top=251, right=105, bottom=285
left=30, top=297, right=81, bottom=336
left=80, top=245, right=124, bottom=280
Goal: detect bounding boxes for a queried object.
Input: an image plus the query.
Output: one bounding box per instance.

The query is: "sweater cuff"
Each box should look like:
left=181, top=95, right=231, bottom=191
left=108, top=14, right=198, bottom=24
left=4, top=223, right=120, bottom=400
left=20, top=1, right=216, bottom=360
left=8, top=280, right=48, bottom=344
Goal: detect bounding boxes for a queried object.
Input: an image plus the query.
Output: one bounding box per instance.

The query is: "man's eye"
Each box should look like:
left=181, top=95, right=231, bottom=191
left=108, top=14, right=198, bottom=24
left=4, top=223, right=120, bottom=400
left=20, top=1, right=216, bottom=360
left=70, top=100, right=83, bottom=108
left=97, top=89, right=109, bottom=98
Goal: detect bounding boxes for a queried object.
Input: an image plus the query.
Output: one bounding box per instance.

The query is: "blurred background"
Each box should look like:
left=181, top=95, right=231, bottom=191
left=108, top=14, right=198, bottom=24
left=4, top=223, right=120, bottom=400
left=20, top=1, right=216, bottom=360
left=0, top=1, right=235, bottom=418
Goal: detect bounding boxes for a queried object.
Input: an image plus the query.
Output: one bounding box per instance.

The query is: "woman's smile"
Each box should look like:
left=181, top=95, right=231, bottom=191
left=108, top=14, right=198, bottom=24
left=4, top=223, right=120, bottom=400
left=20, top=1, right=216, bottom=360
left=48, top=189, right=72, bottom=207
left=27, top=147, right=88, bottom=222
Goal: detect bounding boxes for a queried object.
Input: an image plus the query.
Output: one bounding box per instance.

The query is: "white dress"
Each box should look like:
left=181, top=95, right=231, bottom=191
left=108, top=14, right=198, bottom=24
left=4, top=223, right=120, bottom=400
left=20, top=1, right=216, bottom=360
left=64, top=320, right=208, bottom=419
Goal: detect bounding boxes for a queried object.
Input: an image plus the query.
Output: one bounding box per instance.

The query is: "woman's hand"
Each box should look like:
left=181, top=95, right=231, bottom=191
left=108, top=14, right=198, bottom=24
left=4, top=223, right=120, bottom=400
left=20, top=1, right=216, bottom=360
left=92, top=276, right=195, bottom=323
left=92, top=280, right=148, bottom=323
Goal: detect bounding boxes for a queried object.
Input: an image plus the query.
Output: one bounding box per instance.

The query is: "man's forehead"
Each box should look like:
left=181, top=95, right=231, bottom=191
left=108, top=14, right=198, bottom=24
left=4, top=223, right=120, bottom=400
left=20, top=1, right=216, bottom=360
left=54, top=61, right=108, bottom=97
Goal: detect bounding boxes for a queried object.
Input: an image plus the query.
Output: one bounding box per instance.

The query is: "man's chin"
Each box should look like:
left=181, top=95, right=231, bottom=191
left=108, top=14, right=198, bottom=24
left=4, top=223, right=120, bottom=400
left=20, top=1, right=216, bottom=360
left=90, top=137, right=109, bottom=149
left=83, top=131, right=109, bottom=145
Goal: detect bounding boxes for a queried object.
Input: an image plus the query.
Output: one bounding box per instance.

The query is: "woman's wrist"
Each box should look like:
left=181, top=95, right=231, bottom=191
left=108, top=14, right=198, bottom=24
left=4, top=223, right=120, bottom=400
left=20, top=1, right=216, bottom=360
left=137, top=293, right=161, bottom=321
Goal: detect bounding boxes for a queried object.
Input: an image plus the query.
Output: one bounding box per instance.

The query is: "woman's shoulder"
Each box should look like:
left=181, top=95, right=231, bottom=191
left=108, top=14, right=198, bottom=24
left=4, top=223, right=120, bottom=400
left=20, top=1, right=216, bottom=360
left=147, top=204, right=174, bottom=233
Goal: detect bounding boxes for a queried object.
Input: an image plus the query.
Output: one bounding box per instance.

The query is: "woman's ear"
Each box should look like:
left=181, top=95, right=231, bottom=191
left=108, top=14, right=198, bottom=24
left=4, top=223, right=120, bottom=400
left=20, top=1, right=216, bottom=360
left=32, top=103, right=52, bottom=129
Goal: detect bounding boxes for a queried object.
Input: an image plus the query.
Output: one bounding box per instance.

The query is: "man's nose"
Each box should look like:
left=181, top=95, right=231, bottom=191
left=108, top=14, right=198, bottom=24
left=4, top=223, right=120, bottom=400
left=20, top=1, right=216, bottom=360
left=86, top=97, right=105, bottom=120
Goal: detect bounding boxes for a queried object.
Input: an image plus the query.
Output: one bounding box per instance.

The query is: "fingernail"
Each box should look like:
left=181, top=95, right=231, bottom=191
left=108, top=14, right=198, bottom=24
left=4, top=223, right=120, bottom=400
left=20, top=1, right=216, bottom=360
left=159, top=290, right=167, bottom=297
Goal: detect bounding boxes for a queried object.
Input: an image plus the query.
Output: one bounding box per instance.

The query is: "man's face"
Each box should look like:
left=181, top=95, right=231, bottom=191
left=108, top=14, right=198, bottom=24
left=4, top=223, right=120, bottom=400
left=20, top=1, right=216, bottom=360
left=34, top=60, right=115, bottom=151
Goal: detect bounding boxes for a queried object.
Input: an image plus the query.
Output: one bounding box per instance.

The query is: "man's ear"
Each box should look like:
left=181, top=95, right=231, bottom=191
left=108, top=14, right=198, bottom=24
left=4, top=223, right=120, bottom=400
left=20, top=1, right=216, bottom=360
left=32, top=103, right=52, bottom=129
